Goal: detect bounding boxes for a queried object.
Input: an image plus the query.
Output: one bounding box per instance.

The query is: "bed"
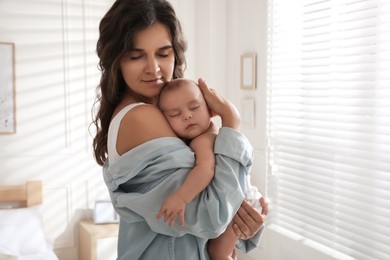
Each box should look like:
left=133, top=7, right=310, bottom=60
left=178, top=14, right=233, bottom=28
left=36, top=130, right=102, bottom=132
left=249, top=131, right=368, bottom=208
left=0, top=181, right=58, bottom=260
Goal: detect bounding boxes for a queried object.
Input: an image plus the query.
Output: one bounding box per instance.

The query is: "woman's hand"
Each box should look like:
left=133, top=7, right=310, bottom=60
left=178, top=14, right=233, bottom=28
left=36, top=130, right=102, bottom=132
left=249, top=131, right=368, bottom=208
left=232, top=197, right=268, bottom=240
left=198, top=78, right=241, bottom=130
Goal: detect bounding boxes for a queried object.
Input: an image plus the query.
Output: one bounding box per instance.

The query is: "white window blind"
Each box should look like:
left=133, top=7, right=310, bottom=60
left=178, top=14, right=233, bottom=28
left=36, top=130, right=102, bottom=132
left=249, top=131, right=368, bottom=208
left=267, top=0, right=390, bottom=259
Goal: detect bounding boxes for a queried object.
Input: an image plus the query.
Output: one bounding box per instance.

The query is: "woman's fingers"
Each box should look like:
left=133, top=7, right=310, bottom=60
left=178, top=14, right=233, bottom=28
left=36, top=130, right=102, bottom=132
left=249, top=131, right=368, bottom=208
left=233, top=200, right=264, bottom=239
left=260, top=197, right=269, bottom=216
left=197, top=78, right=210, bottom=98
left=233, top=214, right=248, bottom=239
left=197, top=78, right=240, bottom=129
left=241, top=199, right=263, bottom=224
left=232, top=222, right=243, bottom=238
left=197, top=78, right=224, bottom=115
left=241, top=200, right=262, bottom=237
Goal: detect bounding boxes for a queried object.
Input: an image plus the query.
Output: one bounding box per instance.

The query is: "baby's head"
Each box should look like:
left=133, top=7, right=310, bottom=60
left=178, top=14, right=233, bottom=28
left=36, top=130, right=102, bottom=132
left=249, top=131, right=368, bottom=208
left=159, top=79, right=211, bottom=140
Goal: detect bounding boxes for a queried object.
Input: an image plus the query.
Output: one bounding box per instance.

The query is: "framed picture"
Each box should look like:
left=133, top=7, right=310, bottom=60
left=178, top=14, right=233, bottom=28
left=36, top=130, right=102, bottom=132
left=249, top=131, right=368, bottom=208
left=240, top=53, right=256, bottom=90
left=0, top=42, right=16, bottom=134
left=94, top=200, right=119, bottom=224
left=241, top=98, right=255, bottom=128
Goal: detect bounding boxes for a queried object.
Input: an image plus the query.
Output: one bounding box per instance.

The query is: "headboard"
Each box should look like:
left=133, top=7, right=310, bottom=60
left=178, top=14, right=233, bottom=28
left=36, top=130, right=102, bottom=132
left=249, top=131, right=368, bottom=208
left=0, top=181, right=42, bottom=207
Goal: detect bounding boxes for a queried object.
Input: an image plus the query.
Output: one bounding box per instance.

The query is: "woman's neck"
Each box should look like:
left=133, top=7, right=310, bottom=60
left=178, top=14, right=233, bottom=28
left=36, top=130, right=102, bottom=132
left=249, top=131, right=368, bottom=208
left=123, top=90, right=158, bottom=105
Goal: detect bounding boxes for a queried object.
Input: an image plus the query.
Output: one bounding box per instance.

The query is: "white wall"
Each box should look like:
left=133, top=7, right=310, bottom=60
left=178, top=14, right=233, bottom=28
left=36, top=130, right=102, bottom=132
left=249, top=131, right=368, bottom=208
left=224, top=1, right=268, bottom=259
left=0, top=0, right=114, bottom=259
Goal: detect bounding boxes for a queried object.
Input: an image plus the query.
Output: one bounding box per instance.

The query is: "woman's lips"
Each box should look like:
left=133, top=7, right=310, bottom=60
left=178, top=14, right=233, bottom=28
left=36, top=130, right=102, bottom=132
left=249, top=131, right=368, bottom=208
left=143, top=78, right=164, bottom=84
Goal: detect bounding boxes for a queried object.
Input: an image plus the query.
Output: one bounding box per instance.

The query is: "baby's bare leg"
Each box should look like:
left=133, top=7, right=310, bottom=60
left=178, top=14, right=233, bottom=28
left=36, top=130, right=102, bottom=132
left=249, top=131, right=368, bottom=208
left=208, top=222, right=237, bottom=260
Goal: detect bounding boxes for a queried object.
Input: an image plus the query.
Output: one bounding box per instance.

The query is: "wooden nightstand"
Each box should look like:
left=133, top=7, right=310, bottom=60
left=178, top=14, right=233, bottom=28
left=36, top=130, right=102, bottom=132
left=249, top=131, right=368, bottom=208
left=78, top=220, right=119, bottom=260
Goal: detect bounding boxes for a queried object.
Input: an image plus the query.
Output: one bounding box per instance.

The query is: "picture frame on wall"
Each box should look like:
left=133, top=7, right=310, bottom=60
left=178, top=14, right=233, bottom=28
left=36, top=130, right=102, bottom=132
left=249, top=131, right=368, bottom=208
left=241, top=98, right=255, bottom=128
left=240, top=53, right=256, bottom=90
left=94, top=200, right=119, bottom=224
left=0, top=42, right=16, bottom=134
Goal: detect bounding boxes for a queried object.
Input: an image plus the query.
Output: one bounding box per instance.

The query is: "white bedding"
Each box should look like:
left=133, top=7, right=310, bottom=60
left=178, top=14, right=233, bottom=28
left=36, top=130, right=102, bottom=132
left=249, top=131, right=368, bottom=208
left=0, top=206, right=58, bottom=260
left=0, top=250, right=58, bottom=260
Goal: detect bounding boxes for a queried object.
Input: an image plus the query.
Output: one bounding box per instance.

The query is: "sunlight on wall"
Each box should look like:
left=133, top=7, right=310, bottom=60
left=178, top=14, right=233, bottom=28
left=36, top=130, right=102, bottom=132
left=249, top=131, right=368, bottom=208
left=0, top=0, right=113, bottom=258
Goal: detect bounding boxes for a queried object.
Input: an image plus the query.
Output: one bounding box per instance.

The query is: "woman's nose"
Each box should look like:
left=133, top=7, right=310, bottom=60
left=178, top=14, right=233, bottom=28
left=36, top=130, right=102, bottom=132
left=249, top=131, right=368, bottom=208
left=145, top=57, right=160, bottom=74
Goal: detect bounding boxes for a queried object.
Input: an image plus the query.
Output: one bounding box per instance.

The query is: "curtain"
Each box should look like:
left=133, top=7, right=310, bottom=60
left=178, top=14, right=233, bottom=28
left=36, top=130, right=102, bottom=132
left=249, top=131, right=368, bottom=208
left=267, top=0, right=390, bottom=259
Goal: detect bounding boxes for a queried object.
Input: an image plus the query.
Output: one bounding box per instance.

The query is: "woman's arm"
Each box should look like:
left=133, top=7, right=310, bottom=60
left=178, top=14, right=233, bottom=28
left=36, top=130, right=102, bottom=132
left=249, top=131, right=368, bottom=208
left=198, top=78, right=269, bottom=244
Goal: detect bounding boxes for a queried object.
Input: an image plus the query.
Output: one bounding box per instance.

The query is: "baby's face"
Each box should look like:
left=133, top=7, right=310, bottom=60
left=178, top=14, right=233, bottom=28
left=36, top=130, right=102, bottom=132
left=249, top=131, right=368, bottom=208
left=159, top=82, right=211, bottom=140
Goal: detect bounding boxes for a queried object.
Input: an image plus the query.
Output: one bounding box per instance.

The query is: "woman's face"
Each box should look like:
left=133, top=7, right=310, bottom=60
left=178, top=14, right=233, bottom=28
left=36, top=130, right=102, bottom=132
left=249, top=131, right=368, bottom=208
left=120, top=23, right=175, bottom=102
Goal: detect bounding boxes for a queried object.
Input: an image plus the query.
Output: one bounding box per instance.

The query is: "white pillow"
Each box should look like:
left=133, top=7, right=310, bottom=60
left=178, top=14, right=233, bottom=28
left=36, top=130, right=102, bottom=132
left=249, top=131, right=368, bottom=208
left=0, top=225, right=18, bottom=257
left=0, top=206, right=48, bottom=256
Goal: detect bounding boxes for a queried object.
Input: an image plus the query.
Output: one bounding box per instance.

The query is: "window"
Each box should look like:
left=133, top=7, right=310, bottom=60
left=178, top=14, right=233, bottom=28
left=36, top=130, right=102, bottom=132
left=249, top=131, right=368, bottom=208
left=267, top=0, right=390, bottom=259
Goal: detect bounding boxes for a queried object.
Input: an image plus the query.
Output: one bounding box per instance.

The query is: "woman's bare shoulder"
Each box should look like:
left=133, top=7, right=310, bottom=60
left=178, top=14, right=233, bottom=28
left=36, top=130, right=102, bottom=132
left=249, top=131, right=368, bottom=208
left=116, top=104, right=177, bottom=155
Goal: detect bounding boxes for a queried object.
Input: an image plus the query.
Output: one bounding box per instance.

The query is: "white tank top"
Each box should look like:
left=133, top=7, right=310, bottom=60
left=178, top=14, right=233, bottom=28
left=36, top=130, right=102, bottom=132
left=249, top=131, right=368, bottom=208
left=107, top=102, right=145, bottom=164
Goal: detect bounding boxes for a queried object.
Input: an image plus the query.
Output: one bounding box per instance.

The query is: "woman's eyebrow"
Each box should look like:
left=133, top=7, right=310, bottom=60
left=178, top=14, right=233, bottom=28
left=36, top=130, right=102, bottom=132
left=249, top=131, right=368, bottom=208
left=159, top=45, right=173, bottom=50
left=131, top=45, right=173, bottom=52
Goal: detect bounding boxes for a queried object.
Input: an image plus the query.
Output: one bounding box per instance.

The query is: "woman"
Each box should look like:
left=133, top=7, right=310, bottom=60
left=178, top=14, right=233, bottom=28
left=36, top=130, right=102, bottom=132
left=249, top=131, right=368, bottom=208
left=92, top=0, right=268, bottom=259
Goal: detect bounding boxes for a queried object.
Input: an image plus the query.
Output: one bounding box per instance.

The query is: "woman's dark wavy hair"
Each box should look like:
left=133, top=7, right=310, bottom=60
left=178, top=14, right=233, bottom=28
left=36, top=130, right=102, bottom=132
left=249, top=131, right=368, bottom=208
left=92, top=0, right=187, bottom=166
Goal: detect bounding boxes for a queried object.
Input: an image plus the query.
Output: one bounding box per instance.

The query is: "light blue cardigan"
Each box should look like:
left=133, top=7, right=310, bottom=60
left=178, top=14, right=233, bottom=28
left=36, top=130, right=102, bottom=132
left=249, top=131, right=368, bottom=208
left=103, top=127, right=263, bottom=260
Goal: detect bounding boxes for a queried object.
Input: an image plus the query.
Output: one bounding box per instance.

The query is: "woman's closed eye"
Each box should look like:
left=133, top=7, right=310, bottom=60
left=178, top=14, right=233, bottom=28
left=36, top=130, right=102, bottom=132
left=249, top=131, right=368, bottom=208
left=130, top=55, right=143, bottom=60
left=157, top=49, right=173, bottom=58
left=123, top=52, right=143, bottom=60
left=157, top=53, right=169, bottom=58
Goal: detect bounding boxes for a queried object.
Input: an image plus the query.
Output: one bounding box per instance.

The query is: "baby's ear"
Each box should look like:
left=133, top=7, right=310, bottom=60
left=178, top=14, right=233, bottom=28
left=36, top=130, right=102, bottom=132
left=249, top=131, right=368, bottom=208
left=208, top=108, right=217, bottom=118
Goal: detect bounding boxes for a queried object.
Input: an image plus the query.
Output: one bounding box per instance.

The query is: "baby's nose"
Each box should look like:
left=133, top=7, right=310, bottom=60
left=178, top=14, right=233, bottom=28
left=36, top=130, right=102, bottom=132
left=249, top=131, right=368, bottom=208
left=184, top=113, right=193, bottom=121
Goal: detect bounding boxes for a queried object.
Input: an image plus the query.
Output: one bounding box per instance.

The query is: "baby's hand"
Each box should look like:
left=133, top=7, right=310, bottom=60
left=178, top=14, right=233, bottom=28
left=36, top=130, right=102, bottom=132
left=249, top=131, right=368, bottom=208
left=156, top=193, right=186, bottom=227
